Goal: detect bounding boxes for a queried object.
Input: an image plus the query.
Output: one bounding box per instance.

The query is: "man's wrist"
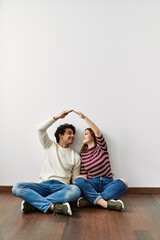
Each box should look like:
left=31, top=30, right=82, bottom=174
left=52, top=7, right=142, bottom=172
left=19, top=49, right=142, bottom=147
left=53, top=116, right=58, bottom=121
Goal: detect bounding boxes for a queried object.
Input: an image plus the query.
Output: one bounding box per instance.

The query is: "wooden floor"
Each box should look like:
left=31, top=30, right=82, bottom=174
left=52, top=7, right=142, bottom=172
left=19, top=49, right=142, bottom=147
left=0, top=193, right=160, bottom=240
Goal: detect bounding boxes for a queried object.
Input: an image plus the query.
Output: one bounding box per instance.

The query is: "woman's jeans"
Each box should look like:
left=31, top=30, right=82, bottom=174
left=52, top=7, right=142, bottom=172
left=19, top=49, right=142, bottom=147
left=12, top=180, right=81, bottom=213
left=74, top=177, right=128, bottom=205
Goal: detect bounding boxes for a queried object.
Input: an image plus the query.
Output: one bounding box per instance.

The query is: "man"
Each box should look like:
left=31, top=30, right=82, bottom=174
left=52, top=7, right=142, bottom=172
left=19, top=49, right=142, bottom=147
left=12, top=110, right=81, bottom=216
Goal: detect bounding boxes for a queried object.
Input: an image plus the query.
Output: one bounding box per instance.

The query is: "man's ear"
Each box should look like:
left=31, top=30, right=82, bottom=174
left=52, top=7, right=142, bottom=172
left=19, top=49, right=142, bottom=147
left=59, top=133, right=63, bottom=140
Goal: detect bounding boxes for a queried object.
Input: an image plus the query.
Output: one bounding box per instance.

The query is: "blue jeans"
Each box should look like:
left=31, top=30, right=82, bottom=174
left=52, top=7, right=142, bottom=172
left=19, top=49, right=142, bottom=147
left=12, top=180, right=81, bottom=213
left=74, top=177, right=128, bottom=205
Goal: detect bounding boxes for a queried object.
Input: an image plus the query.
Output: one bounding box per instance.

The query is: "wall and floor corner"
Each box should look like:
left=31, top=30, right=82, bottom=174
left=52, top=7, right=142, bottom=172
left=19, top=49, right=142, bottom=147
left=1, top=1, right=160, bottom=190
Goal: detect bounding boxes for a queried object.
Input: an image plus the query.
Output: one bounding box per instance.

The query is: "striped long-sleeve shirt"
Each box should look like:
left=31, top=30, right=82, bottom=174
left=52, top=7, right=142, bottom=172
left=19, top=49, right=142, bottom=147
left=80, top=135, right=113, bottom=179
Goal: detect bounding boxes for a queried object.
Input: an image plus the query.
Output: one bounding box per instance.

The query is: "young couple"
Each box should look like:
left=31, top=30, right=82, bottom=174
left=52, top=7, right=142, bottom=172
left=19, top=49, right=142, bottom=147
left=12, top=110, right=128, bottom=216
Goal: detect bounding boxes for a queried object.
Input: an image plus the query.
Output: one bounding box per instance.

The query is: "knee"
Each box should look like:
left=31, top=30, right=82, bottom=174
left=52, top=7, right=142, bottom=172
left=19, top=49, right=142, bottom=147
left=66, top=185, right=81, bottom=201
left=74, top=177, right=86, bottom=187
left=12, top=182, right=25, bottom=196
left=70, top=185, right=81, bottom=198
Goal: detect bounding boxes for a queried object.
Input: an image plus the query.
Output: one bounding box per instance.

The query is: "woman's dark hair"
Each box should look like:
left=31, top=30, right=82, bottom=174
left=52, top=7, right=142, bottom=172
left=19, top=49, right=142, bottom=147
left=54, top=123, right=76, bottom=143
left=80, top=128, right=97, bottom=153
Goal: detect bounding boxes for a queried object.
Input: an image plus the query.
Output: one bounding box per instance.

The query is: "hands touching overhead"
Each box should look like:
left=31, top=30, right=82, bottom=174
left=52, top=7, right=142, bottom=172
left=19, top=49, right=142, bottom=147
left=53, top=110, right=85, bottom=120
left=53, top=109, right=101, bottom=138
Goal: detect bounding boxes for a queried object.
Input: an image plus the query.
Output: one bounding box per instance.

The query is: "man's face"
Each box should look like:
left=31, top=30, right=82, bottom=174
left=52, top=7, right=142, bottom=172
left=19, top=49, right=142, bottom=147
left=59, top=128, right=75, bottom=146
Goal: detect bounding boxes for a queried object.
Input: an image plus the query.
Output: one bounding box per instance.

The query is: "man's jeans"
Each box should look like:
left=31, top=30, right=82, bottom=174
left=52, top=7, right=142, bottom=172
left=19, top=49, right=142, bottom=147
left=12, top=180, right=81, bottom=213
left=74, top=177, right=128, bottom=204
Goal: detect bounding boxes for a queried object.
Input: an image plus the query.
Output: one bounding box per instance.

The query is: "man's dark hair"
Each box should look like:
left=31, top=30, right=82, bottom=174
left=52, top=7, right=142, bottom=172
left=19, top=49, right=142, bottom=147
left=54, top=123, right=76, bottom=143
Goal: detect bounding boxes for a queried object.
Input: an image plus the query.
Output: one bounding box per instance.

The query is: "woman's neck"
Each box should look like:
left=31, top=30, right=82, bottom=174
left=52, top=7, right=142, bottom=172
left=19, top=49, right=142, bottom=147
left=87, top=142, right=95, bottom=149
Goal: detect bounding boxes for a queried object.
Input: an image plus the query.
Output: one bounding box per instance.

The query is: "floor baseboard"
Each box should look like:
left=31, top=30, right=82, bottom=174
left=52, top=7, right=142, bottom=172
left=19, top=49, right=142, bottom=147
left=127, top=187, right=160, bottom=194
left=0, top=186, right=13, bottom=192
left=0, top=186, right=160, bottom=194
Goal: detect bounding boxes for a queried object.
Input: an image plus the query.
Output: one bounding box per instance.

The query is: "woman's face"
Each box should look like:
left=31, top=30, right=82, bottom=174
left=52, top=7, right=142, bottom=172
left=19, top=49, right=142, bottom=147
left=82, top=129, right=94, bottom=144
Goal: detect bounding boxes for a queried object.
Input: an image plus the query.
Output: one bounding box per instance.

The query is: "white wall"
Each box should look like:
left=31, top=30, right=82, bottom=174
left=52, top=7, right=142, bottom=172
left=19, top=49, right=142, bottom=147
left=1, top=0, right=160, bottom=187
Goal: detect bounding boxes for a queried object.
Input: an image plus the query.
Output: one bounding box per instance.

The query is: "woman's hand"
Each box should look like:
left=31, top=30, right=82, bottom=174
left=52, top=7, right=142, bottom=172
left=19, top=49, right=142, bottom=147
left=74, top=174, right=88, bottom=180
left=73, top=110, right=85, bottom=119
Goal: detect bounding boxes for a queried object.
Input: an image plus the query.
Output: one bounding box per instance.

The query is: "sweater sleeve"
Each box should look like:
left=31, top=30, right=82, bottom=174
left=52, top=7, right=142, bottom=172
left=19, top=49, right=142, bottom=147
left=96, top=134, right=108, bottom=152
left=37, top=118, right=56, bottom=149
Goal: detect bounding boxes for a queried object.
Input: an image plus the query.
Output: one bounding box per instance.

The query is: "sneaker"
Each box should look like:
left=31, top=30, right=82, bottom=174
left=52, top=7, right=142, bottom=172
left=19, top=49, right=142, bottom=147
left=107, top=199, right=124, bottom=211
left=21, top=201, right=36, bottom=213
left=77, top=197, right=93, bottom=208
left=54, top=203, right=72, bottom=216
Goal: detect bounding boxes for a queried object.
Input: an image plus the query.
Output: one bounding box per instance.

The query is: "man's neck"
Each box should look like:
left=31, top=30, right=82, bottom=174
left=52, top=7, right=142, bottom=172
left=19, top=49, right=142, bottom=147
left=58, top=142, right=70, bottom=148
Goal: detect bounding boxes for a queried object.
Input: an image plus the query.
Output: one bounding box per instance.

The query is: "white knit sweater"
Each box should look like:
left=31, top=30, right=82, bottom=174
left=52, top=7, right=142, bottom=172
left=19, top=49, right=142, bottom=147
left=37, top=118, right=80, bottom=184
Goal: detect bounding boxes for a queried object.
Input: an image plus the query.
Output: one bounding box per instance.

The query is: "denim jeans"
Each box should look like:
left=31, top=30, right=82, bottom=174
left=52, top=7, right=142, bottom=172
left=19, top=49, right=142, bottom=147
left=12, top=180, right=81, bottom=213
left=74, top=177, right=128, bottom=205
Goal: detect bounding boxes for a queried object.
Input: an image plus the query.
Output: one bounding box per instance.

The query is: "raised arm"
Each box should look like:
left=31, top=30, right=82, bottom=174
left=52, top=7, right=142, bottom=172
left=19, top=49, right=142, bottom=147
left=73, top=110, right=101, bottom=137
left=38, top=110, right=73, bottom=148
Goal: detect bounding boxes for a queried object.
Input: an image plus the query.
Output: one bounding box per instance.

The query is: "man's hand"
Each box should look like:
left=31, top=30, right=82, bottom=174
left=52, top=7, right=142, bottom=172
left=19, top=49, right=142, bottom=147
left=53, top=110, right=73, bottom=120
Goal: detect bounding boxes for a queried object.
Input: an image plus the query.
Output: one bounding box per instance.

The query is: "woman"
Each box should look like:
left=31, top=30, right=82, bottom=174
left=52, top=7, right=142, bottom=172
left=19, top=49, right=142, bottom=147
left=73, top=110, right=128, bottom=211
